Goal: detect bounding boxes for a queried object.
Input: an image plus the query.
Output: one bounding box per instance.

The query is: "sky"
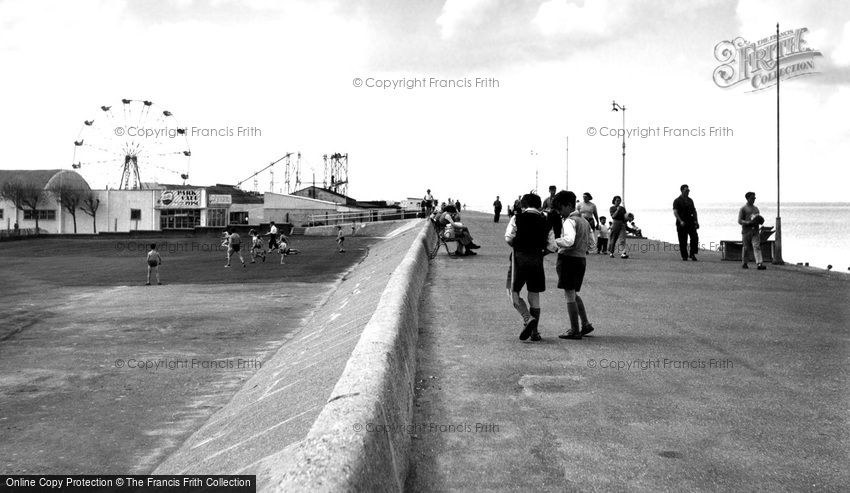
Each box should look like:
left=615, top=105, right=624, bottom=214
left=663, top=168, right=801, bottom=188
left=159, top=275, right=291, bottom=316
left=1, top=0, right=848, bottom=212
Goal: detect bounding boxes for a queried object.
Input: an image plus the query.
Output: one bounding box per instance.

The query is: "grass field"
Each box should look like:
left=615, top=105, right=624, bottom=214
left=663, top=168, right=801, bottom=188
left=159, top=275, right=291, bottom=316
left=0, top=234, right=376, bottom=474
left=1, top=234, right=367, bottom=287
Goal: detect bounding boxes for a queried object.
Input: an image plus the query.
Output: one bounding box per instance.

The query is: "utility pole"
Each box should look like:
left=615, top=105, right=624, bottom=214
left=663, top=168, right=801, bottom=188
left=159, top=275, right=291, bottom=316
left=773, top=22, right=784, bottom=264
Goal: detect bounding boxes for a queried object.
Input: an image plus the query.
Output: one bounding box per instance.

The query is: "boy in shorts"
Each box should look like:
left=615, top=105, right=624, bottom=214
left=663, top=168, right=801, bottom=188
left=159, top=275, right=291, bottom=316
left=278, top=232, right=289, bottom=264
left=224, top=227, right=246, bottom=268
left=552, top=191, right=596, bottom=339
left=505, top=193, right=556, bottom=341
left=146, top=243, right=162, bottom=285
left=596, top=216, right=609, bottom=254
left=267, top=221, right=279, bottom=253
left=337, top=225, right=346, bottom=253
left=249, top=229, right=266, bottom=263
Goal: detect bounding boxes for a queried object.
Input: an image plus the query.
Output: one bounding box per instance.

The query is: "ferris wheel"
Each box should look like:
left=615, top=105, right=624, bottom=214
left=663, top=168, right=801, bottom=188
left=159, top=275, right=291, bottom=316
left=72, top=99, right=191, bottom=190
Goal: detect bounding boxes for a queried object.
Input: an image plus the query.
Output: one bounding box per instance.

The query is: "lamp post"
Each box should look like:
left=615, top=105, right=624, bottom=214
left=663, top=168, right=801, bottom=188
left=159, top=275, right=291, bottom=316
left=612, top=101, right=626, bottom=205
left=531, top=149, right=539, bottom=192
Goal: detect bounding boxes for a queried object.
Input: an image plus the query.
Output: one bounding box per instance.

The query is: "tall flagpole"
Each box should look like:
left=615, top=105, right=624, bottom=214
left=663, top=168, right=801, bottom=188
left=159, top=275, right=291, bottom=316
left=774, top=22, right=784, bottom=264
left=565, top=136, right=569, bottom=190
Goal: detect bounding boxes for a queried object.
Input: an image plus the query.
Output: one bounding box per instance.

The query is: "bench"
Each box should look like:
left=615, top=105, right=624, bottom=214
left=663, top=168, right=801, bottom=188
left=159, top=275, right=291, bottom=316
left=720, top=227, right=776, bottom=262
left=429, top=217, right=461, bottom=258
left=720, top=240, right=775, bottom=262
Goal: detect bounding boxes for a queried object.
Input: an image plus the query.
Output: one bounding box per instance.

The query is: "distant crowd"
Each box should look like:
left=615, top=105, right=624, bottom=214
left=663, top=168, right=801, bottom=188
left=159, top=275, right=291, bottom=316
left=425, top=184, right=772, bottom=343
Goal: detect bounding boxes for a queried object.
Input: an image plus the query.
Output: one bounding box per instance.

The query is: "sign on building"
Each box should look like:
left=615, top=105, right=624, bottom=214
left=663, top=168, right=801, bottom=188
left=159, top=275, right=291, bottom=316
left=208, top=194, right=232, bottom=206
left=158, top=189, right=202, bottom=209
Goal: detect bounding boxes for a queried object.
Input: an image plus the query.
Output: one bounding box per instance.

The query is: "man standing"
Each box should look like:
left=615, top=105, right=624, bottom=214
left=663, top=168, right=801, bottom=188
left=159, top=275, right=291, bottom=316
left=424, top=189, right=435, bottom=215
left=493, top=196, right=503, bottom=222
left=505, top=193, right=555, bottom=341
left=541, top=185, right=562, bottom=238
left=738, top=191, right=767, bottom=270
left=673, top=184, right=700, bottom=261
left=577, top=192, right=600, bottom=254
left=552, top=191, right=596, bottom=339
left=267, top=221, right=278, bottom=253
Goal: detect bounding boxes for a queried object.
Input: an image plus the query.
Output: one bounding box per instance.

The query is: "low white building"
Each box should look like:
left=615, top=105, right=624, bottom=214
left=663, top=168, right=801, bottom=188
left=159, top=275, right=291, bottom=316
left=0, top=169, right=389, bottom=234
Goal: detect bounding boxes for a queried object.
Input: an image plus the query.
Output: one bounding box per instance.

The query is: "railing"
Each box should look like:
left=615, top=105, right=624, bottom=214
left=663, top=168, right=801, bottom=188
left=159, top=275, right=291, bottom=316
left=306, top=209, right=419, bottom=226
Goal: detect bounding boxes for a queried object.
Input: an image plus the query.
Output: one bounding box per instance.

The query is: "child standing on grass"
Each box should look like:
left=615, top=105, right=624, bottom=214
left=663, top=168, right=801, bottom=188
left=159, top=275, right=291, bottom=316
left=224, top=227, right=246, bottom=268
left=337, top=225, right=346, bottom=253
left=278, top=232, right=289, bottom=264
left=146, top=243, right=162, bottom=286
left=249, top=229, right=266, bottom=263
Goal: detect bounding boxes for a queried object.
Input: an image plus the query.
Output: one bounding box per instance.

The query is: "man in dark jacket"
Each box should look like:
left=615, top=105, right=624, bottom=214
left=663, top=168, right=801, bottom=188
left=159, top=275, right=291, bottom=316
left=673, top=184, right=700, bottom=261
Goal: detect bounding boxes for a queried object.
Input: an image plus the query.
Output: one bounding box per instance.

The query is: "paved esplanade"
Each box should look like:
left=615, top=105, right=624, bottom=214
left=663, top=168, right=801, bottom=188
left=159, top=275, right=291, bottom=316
left=408, top=211, right=848, bottom=492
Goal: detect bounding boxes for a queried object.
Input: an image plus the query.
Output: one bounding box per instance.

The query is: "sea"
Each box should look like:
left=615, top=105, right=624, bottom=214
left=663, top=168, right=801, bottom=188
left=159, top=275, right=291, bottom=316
left=629, top=202, right=850, bottom=271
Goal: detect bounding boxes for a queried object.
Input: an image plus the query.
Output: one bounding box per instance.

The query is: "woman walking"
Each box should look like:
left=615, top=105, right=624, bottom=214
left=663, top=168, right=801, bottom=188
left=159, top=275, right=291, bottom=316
left=608, top=196, right=629, bottom=259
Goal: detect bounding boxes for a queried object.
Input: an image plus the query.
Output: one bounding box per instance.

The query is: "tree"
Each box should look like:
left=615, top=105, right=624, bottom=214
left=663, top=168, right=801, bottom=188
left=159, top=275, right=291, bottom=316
left=49, top=183, right=85, bottom=233
left=80, top=193, right=100, bottom=234
left=1, top=179, right=45, bottom=234
left=0, top=180, right=27, bottom=228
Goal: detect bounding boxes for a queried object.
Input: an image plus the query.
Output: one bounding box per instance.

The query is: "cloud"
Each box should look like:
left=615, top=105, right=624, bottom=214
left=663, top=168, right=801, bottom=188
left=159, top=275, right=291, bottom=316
left=533, top=0, right=620, bottom=38
left=436, top=0, right=497, bottom=39
left=833, top=20, right=850, bottom=66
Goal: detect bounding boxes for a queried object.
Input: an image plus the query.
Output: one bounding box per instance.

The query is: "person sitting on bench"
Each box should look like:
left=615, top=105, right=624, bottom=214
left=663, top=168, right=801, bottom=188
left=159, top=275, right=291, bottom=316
left=438, top=205, right=481, bottom=256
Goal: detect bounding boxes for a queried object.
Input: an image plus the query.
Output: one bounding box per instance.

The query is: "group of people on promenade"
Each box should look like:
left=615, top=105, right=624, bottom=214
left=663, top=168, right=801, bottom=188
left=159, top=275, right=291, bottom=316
left=672, top=184, right=767, bottom=269
left=495, top=184, right=767, bottom=268
left=496, top=187, right=642, bottom=259
left=500, top=184, right=770, bottom=341
left=422, top=189, right=465, bottom=216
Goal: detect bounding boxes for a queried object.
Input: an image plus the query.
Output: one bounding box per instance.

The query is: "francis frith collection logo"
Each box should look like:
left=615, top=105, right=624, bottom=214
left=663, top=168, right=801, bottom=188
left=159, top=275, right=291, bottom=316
left=713, top=27, right=822, bottom=91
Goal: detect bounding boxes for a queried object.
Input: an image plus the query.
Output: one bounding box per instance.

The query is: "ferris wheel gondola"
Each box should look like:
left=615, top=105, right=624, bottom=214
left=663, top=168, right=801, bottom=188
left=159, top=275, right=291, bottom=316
left=72, top=99, right=191, bottom=190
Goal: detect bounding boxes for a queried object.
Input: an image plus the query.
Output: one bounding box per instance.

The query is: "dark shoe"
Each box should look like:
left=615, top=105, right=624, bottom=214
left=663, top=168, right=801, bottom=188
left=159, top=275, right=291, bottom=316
left=682, top=257, right=688, bottom=261
left=580, top=324, right=594, bottom=336
left=620, top=254, right=629, bottom=259
left=558, top=330, right=582, bottom=340
left=464, top=250, right=477, bottom=256
left=530, top=329, right=542, bottom=341
left=742, top=263, right=749, bottom=269
left=520, top=317, right=537, bottom=341
left=757, top=263, right=767, bottom=270
left=467, top=243, right=481, bottom=250
left=690, top=255, right=698, bottom=261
